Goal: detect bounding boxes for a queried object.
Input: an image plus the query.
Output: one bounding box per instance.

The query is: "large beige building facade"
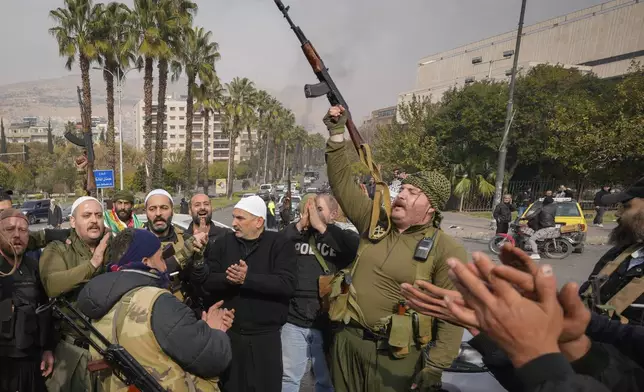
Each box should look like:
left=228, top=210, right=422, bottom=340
left=134, top=98, right=256, bottom=164
left=398, top=0, right=644, bottom=107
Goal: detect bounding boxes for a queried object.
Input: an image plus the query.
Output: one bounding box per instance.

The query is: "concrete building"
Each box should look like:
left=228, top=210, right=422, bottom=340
left=5, top=122, right=50, bottom=144
left=358, top=105, right=397, bottom=144
left=134, top=97, right=256, bottom=164
left=398, top=0, right=644, bottom=108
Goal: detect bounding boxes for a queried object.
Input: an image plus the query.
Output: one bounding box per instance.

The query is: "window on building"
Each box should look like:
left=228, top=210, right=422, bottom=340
left=170, top=125, right=175, bottom=130
left=170, top=134, right=176, bottom=138
left=179, top=134, right=185, bottom=138
left=179, top=107, right=185, bottom=111
left=179, top=116, right=185, bottom=121
left=170, top=107, right=176, bottom=111
left=179, top=125, right=185, bottom=130
left=170, top=143, right=176, bottom=148
left=193, top=141, right=203, bottom=148
left=179, top=143, right=185, bottom=147
left=170, top=116, right=176, bottom=120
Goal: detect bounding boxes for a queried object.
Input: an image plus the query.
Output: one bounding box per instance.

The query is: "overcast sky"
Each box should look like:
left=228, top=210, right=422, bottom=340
left=0, top=0, right=606, bottom=125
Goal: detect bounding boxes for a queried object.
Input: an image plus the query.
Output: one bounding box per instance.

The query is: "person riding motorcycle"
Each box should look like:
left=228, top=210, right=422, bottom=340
left=525, top=196, right=557, bottom=260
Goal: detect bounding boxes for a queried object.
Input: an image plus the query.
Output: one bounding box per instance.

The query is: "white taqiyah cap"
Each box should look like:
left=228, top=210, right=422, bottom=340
left=145, top=189, right=173, bottom=206
left=71, top=196, right=102, bottom=215
left=234, top=195, right=267, bottom=222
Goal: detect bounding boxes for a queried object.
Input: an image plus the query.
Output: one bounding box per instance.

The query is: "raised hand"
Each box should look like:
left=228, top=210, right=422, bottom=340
left=226, top=260, right=248, bottom=285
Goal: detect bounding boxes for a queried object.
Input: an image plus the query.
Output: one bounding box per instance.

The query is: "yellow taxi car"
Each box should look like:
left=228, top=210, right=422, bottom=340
left=521, top=197, right=588, bottom=253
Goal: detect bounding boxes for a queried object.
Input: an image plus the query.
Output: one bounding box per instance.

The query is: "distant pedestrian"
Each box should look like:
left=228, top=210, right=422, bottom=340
left=593, top=185, right=611, bottom=227
left=180, top=197, right=189, bottom=214
left=48, top=198, right=63, bottom=229
left=493, top=194, right=516, bottom=234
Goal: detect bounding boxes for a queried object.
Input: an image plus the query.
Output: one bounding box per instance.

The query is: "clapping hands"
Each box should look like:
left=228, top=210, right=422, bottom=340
left=226, top=260, right=248, bottom=285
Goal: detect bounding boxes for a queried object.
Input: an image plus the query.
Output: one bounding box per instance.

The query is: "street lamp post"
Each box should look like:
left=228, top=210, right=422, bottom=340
left=491, top=0, right=528, bottom=214
left=94, top=66, right=135, bottom=190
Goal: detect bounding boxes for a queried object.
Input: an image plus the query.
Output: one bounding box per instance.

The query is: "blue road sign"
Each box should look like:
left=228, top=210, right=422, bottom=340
left=94, top=170, right=115, bottom=189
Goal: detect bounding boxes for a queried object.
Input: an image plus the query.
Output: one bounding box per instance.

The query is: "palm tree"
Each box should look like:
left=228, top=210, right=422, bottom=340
left=253, top=90, right=274, bottom=182
left=222, top=77, right=255, bottom=198
left=129, top=0, right=170, bottom=192
left=153, top=0, right=198, bottom=186
left=50, top=0, right=105, bottom=196
left=273, top=108, right=295, bottom=181
left=97, top=1, right=133, bottom=175
left=171, top=26, right=220, bottom=190
left=194, top=77, right=224, bottom=195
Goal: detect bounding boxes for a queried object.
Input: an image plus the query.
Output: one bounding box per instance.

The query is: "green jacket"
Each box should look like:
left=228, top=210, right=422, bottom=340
left=326, top=139, right=465, bottom=379
left=39, top=230, right=108, bottom=301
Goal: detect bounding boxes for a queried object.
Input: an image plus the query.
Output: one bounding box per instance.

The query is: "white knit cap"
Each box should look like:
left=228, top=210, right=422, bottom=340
left=234, top=195, right=267, bottom=221
left=71, top=196, right=102, bottom=215
left=145, top=189, right=173, bottom=206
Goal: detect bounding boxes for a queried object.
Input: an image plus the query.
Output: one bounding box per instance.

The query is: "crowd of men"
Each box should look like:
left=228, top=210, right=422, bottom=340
left=0, top=105, right=642, bottom=392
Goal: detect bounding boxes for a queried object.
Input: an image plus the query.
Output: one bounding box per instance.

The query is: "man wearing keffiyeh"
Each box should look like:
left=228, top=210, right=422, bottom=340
left=103, top=190, right=143, bottom=234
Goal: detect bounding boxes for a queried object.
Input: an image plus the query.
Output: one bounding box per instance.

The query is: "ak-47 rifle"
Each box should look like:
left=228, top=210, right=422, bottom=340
left=37, top=297, right=166, bottom=392
left=274, top=0, right=391, bottom=240
left=65, top=86, right=96, bottom=196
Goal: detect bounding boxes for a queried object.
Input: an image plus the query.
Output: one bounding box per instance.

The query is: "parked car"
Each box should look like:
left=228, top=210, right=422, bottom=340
left=305, top=187, right=318, bottom=194
left=241, top=193, right=256, bottom=198
left=20, top=199, right=51, bottom=224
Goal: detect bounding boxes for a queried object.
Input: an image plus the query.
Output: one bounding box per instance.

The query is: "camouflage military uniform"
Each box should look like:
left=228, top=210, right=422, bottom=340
left=91, top=286, right=220, bottom=391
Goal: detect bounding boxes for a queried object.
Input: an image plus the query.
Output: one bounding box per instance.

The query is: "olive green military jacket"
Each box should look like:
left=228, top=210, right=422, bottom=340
left=326, top=139, right=466, bottom=376
left=39, top=230, right=108, bottom=301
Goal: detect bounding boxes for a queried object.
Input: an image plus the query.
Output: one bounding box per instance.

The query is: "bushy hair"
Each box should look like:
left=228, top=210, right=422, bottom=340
left=109, top=228, right=136, bottom=264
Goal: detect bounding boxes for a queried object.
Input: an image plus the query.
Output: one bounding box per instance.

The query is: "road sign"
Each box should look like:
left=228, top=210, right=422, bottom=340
left=216, top=179, right=226, bottom=195
left=94, top=170, right=115, bottom=189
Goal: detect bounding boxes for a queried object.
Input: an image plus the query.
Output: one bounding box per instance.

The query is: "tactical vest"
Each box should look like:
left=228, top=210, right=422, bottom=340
left=582, top=243, right=644, bottom=324
left=327, top=227, right=438, bottom=358
left=91, top=286, right=220, bottom=392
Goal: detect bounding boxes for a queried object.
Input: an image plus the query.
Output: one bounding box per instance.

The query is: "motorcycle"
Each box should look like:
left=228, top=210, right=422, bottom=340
left=488, top=218, right=577, bottom=259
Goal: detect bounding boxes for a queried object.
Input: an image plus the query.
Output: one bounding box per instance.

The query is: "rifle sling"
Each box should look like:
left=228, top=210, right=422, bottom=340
left=583, top=243, right=644, bottom=298
left=357, top=143, right=391, bottom=241
left=309, top=235, right=330, bottom=274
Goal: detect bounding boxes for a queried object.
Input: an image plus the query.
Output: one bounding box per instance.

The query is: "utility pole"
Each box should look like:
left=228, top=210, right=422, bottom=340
left=492, top=0, right=527, bottom=213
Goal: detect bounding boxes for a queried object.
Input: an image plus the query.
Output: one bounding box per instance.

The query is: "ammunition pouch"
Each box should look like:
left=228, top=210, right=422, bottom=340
left=380, top=310, right=433, bottom=359
left=13, top=304, right=38, bottom=350
left=0, top=298, right=14, bottom=339
left=327, top=270, right=354, bottom=324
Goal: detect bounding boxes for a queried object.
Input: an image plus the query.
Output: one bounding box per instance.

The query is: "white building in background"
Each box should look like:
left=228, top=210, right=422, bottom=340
left=398, top=0, right=644, bottom=110
left=134, top=97, right=256, bottom=164
left=5, top=122, right=50, bottom=144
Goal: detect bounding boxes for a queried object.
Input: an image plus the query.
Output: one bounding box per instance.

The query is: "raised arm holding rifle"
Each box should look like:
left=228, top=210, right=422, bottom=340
left=273, top=2, right=467, bottom=391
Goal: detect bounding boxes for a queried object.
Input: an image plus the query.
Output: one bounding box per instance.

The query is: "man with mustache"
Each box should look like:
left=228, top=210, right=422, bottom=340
left=103, top=190, right=143, bottom=233
left=0, top=189, right=71, bottom=258
left=39, top=196, right=111, bottom=392
left=0, top=209, right=55, bottom=392
left=191, top=195, right=296, bottom=392
left=580, top=177, right=644, bottom=325
left=143, top=189, right=208, bottom=303
left=323, top=105, right=467, bottom=392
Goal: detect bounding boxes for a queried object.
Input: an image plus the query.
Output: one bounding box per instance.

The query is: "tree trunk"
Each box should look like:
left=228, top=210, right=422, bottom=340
left=203, top=109, right=210, bottom=195
left=184, top=76, right=195, bottom=190
left=246, top=124, right=253, bottom=174
left=226, top=131, right=237, bottom=199
left=272, top=138, right=280, bottom=182
left=80, top=54, right=96, bottom=197
left=104, top=65, right=116, bottom=175
left=154, top=58, right=169, bottom=187
left=282, top=141, right=287, bottom=179
left=143, top=56, right=154, bottom=193
left=47, top=119, right=54, bottom=154
left=263, top=133, right=270, bottom=184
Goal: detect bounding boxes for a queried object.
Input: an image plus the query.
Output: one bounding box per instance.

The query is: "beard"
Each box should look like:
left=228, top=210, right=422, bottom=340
left=192, top=210, right=212, bottom=226
left=150, top=216, right=172, bottom=234
left=116, top=208, right=133, bottom=222
left=609, top=210, right=644, bottom=248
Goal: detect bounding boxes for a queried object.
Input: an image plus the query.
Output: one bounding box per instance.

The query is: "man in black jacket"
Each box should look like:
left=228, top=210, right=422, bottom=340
left=593, top=186, right=611, bottom=227
left=191, top=195, right=297, bottom=392
left=493, top=194, right=516, bottom=234
left=0, top=209, right=55, bottom=392
left=281, top=193, right=359, bottom=392
left=526, top=196, right=558, bottom=260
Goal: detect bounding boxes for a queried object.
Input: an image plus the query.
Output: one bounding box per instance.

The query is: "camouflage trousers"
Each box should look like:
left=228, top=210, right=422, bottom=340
left=45, top=339, right=95, bottom=392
